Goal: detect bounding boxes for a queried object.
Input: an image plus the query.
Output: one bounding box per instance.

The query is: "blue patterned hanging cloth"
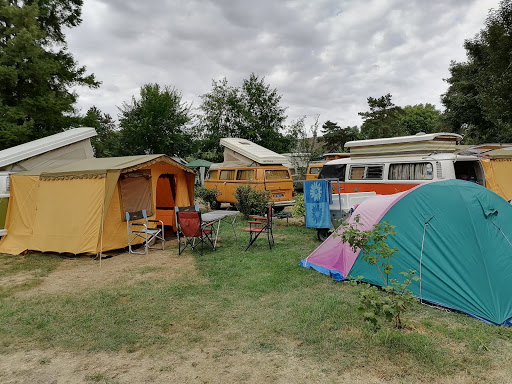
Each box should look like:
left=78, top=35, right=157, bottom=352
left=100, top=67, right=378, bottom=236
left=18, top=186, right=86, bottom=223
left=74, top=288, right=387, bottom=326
left=304, top=180, right=331, bottom=228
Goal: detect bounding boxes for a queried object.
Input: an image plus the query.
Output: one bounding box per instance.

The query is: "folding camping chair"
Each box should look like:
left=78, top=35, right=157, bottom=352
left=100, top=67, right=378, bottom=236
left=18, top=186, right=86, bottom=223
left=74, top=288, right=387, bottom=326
left=126, top=210, right=165, bottom=255
left=244, top=205, right=274, bottom=251
left=175, top=206, right=216, bottom=256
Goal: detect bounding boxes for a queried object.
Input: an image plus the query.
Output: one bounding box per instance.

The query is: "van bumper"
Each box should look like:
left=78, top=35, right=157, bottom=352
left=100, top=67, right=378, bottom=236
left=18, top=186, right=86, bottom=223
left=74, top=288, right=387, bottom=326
left=272, top=200, right=295, bottom=207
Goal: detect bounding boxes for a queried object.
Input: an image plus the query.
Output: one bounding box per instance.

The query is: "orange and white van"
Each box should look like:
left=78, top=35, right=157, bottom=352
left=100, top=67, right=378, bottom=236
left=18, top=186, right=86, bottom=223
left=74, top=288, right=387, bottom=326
left=204, top=165, right=295, bottom=210
left=318, top=133, right=491, bottom=195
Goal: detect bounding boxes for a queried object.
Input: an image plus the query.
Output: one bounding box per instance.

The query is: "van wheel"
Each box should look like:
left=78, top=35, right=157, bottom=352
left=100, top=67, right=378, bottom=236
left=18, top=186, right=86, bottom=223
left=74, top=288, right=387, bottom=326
left=317, top=229, right=331, bottom=242
left=210, top=201, right=221, bottom=210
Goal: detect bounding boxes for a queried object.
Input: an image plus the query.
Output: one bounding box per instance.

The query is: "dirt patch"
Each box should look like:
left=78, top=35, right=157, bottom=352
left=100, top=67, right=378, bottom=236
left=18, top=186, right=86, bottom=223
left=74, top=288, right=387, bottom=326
left=0, top=270, right=40, bottom=288
left=15, top=240, right=199, bottom=298
left=0, top=347, right=422, bottom=384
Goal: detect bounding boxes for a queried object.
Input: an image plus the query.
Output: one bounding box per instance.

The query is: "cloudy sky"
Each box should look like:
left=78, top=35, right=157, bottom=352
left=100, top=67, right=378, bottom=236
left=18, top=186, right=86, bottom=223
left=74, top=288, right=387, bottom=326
left=66, top=0, right=501, bottom=132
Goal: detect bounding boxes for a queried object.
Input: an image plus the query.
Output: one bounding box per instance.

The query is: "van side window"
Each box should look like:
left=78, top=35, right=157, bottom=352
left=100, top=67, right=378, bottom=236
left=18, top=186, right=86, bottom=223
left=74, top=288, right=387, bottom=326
left=219, top=170, right=235, bottom=180
left=309, top=166, right=322, bottom=175
left=349, top=166, right=365, bottom=180
left=349, top=165, right=383, bottom=180
left=265, top=170, right=290, bottom=180
left=236, top=169, right=255, bottom=180
left=207, top=170, right=218, bottom=180
left=389, top=163, right=433, bottom=180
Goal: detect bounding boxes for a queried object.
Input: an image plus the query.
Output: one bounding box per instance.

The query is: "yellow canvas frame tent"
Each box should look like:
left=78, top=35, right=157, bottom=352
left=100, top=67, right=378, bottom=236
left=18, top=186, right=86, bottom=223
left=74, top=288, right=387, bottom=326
left=0, top=155, right=195, bottom=255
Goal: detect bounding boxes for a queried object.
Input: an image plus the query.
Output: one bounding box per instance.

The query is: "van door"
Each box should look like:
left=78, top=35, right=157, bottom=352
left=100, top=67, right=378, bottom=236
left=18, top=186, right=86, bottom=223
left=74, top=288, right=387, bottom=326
left=454, top=160, right=485, bottom=185
left=218, top=169, right=236, bottom=203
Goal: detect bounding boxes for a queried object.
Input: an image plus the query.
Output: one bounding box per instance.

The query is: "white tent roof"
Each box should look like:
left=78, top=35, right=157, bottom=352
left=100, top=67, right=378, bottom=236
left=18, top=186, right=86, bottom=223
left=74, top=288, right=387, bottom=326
left=0, top=127, right=97, bottom=168
left=220, top=138, right=287, bottom=165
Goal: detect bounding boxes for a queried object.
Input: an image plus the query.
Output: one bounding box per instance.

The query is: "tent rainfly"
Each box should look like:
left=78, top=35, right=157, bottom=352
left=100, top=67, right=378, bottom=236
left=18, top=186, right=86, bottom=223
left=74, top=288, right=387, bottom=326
left=301, top=180, right=512, bottom=326
left=0, top=155, right=195, bottom=255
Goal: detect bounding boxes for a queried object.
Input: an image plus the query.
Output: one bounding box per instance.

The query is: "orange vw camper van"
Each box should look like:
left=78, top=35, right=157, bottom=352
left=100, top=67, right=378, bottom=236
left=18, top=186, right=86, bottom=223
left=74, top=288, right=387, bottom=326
left=204, top=138, right=295, bottom=210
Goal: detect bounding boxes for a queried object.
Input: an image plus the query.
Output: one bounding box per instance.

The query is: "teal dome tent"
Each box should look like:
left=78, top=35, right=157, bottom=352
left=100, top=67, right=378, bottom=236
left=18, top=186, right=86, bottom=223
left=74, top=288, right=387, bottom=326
left=301, top=180, right=512, bottom=325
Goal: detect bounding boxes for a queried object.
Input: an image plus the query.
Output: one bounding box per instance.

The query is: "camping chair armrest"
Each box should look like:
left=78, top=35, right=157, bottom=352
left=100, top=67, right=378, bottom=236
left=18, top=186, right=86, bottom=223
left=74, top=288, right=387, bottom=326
left=203, top=221, right=215, bottom=227
left=248, top=220, right=263, bottom=224
left=131, top=223, right=145, bottom=226
left=253, top=216, right=265, bottom=221
left=148, top=219, right=164, bottom=226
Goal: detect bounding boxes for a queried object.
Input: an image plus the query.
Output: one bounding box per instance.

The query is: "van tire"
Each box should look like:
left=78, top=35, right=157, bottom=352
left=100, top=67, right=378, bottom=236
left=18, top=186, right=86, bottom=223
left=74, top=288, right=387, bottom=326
left=210, top=201, right=221, bottom=210
left=317, top=229, right=331, bottom=242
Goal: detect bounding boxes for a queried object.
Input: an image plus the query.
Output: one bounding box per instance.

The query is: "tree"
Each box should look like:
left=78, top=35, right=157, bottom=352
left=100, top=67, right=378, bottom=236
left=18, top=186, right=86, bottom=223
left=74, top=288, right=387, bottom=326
left=0, top=0, right=99, bottom=149
left=321, top=120, right=359, bottom=152
left=441, top=0, right=512, bottom=143
left=398, top=104, right=447, bottom=135
left=286, top=115, right=323, bottom=179
left=116, top=84, right=193, bottom=157
left=196, top=73, right=292, bottom=161
left=80, top=106, right=117, bottom=157
left=358, top=94, right=405, bottom=139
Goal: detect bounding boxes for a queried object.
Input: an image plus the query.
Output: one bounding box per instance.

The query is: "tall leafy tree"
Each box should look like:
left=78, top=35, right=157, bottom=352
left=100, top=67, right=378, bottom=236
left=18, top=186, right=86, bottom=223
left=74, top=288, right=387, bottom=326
left=442, top=0, right=512, bottom=143
left=116, top=84, right=193, bottom=157
left=321, top=120, right=359, bottom=152
left=398, top=104, right=447, bottom=135
left=358, top=94, right=405, bottom=139
left=197, top=73, right=292, bottom=161
left=80, top=106, right=117, bottom=157
left=286, top=115, right=323, bottom=178
left=0, top=0, right=99, bottom=149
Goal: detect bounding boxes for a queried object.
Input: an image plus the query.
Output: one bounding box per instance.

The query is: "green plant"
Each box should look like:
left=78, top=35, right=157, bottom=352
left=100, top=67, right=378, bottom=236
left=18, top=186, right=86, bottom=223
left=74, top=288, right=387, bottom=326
left=291, top=193, right=305, bottom=219
left=195, top=186, right=219, bottom=208
left=340, top=216, right=419, bottom=329
left=234, top=185, right=270, bottom=218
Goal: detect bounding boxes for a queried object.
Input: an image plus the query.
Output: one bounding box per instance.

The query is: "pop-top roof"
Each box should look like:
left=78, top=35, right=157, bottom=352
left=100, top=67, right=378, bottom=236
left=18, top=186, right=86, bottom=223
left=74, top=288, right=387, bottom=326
left=220, top=138, right=287, bottom=165
left=0, top=127, right=97, bottom=168
left=345, top=132, right=462, bottom=148
left=345, top=132, right=463, bottom=157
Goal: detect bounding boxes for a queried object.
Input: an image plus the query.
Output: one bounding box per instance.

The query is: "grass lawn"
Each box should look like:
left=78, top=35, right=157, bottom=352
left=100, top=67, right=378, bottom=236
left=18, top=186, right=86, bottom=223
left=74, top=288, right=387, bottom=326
left=0, top=216, right=510, bottom=383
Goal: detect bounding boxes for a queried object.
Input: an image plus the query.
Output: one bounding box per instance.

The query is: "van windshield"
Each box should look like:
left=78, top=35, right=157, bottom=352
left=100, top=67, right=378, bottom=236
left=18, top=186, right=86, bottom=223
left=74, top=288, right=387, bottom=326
left=318, top=164, right=346, bottom=181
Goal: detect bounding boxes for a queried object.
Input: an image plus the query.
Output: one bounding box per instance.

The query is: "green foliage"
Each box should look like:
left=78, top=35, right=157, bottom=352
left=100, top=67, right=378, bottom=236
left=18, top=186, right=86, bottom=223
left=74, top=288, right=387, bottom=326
left=80, top=106, right=117, bottom=157
left=358, top=94, right=406, bottom=139
left=194, top=187, right=219, bottom=207
left=0, top=0, right=99, bottom=149
left=116, top=83, right=193, bottom=157
left=291, top=193, right=305, bottom=219
left=234, top=185, right=270, bottom=218
left=196, top=74, right=292, bottom=161
left=442, top=0, right=512, bottom=142
left=398, top=104, right=447, bottom=135
left=286, top=116, right=323, bottom=179
left=341, top=216, right=419, bottom=329
left=321, top=121, right=359, bottom=153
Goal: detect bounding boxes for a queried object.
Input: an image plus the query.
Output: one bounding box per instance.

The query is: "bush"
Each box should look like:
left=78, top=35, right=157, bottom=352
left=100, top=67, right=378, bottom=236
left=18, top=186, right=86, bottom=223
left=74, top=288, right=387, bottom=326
left=195, top=187, right=219, bottom=208
left=234, top=185, right=270, bottom=218
left=291, top=193, right=305, bottom=219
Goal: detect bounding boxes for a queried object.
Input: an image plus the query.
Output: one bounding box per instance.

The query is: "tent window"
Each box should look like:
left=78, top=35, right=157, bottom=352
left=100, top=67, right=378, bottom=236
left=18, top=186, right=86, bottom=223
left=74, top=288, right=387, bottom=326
left=120, top=171, right=153, bottom=219
left=389, top=162, right=434, bottom=180
left=237, top=169, right=255, bottom=180
left=219, top=170, right=235, bottom=180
